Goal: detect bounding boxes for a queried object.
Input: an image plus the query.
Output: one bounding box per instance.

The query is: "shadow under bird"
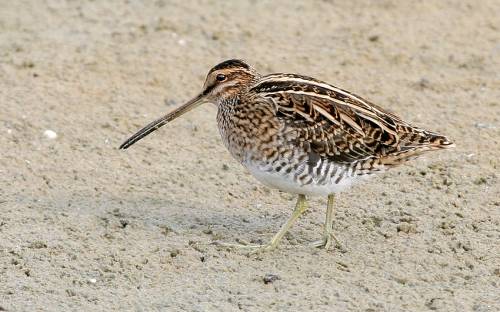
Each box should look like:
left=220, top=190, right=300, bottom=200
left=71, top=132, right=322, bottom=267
left=119, top=59, right=454, bottom=252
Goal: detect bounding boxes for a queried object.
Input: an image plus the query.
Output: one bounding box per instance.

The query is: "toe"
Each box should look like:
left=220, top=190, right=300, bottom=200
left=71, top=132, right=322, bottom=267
left=309, top=239, right=327, bottom=248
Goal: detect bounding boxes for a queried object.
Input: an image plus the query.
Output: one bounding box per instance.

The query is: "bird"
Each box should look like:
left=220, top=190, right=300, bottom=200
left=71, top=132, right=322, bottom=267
left=119, top=59, right=454, bottom=252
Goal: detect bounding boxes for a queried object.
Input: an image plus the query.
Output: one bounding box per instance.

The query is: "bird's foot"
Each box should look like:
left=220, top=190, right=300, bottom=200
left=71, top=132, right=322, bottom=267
left=309, top=233, right=341, bottom=250
left=214, top=240, right=278, bottom=254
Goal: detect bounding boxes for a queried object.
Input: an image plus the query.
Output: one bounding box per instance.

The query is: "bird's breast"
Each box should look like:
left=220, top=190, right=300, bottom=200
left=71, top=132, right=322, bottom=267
left=216, top=101, right=280, bottom=163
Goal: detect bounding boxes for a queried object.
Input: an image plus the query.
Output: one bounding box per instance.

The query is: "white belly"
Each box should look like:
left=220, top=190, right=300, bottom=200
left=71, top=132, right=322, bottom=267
left=244, top=162, right=364, bottom=197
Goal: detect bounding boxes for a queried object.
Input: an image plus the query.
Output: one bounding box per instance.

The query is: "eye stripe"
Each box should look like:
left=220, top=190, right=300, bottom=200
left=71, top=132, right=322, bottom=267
left=203, top=84, right=216, bottom=95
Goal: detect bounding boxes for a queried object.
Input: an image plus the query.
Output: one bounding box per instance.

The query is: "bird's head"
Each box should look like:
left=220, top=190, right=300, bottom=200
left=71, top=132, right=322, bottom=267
left=201, top=59, right=258, bottom=103
left=119, top=59, right=258, bottom=149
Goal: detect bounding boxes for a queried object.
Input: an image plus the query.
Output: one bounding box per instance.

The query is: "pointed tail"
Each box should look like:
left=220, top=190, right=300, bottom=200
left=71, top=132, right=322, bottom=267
left=380, top=130, right=455, bottom=166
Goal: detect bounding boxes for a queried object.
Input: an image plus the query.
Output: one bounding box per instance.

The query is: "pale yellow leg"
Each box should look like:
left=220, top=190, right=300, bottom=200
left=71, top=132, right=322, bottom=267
left=259, top=194, right=307, bottom=251
left=217, top=194, right=308, bottom=252
left=310, top=194, right=340, bottom=249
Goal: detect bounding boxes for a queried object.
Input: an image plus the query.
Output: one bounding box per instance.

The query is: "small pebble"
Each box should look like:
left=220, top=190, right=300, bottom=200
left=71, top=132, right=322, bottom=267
left=165, top=99, right=177, bottom=106
left=43, top=129, right=57, bottom=139
left=474, top=122, right=495, bottom=129
left=178, top=39, right=186, bottom=46
left=29, top=241, right=47, bottom=249
left=263, top=273, right=280, bottom=284
left=397, top=222, right=417, bottom=234
left=417, top=78, right=431, bottom=89
left=473, top=177, right=487, bottom=185
left=88, top=278, right=97, bottom=284
left=170, top=249, right=180, bottom=258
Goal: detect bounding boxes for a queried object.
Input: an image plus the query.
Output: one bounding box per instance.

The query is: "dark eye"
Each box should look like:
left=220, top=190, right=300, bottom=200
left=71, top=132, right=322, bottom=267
left=216, top=74, right=226, bottom=82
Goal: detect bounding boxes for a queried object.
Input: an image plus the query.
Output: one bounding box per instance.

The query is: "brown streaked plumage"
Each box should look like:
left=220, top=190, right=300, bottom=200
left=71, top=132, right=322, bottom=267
left=120, top=59, right=454, bottom=252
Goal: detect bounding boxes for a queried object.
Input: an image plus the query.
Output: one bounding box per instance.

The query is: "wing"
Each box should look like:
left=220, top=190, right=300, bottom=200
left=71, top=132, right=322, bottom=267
left=250, top=74, right=452, bottom=166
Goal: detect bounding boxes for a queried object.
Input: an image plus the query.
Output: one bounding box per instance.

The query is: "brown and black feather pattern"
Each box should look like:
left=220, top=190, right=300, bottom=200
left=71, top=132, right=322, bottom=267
left=247, top=73, right=454, bottom=176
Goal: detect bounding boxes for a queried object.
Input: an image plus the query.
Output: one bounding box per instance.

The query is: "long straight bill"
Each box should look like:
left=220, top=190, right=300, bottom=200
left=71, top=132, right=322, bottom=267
left=119, top=94, right=204, bottom=149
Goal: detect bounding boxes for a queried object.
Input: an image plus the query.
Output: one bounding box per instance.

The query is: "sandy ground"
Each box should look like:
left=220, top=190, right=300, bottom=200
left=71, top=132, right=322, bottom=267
left=0, top=0, right=499, bottom=311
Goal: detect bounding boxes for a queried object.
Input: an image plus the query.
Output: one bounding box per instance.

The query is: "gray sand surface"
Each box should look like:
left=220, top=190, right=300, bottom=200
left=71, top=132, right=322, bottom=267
left=1, top=1, right=499, bottom=311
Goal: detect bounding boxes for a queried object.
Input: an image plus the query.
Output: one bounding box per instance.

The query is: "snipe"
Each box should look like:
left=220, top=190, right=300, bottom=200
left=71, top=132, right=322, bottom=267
left=120, top=59, right=454, bottom=252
